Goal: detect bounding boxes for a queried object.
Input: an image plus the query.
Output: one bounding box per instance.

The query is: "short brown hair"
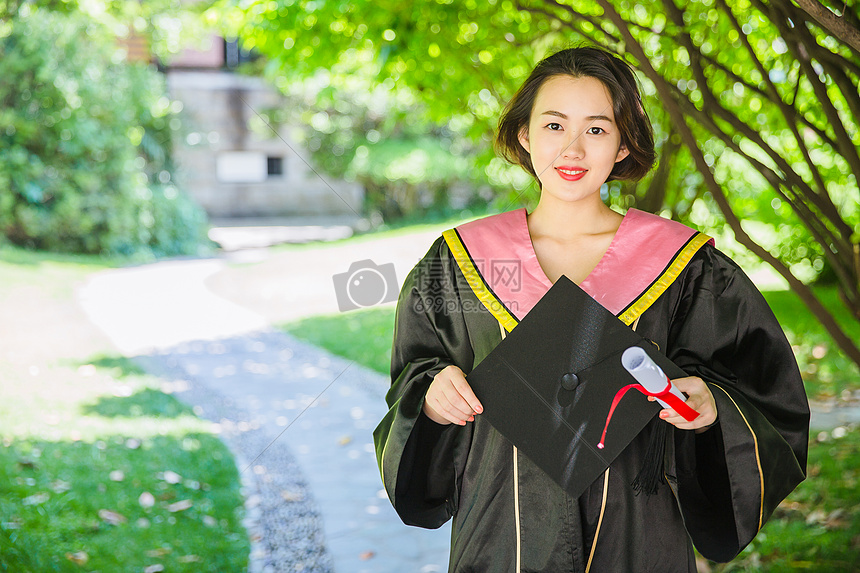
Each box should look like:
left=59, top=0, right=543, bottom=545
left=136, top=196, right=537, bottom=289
left=496, top=47, right=655, bottom=182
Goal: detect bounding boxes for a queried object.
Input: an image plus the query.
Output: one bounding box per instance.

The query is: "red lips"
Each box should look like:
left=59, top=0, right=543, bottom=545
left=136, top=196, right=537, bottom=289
left=555, top=166, right=588, bottom=181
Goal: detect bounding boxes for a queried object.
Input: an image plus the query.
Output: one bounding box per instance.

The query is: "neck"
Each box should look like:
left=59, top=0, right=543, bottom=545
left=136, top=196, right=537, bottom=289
left=527, top=191, right=622, bottom=241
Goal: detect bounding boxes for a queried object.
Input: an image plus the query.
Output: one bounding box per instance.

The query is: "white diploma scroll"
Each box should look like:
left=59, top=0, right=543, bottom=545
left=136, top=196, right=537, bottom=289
left=621, top=346, right=688, bottom=410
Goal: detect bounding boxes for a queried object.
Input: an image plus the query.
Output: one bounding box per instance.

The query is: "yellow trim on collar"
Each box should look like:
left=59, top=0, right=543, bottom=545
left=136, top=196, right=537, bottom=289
left=442, top=229, right=519, bottom=332
left=618, top=232, right=712, bottom=326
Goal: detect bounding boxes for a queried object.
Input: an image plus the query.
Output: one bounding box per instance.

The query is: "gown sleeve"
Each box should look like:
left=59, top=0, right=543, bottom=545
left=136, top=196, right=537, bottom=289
left=373, top=237, right=475, bottom=528
left=665, top=245, right=810, bottom=562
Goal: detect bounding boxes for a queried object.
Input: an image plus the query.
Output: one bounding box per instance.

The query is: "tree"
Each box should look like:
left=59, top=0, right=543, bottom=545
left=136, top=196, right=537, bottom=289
left=220, top=0, right=860, bottom=368
left=0, top=2, right=211, bottom=256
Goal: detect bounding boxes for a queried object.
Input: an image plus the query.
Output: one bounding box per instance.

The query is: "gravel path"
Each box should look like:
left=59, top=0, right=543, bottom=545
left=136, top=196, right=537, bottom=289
left=77, top=227, right=453, bottom=572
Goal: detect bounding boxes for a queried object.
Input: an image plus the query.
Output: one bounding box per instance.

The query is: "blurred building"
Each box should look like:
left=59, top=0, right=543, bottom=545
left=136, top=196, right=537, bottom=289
left=121, top=33, right=363, bottom=221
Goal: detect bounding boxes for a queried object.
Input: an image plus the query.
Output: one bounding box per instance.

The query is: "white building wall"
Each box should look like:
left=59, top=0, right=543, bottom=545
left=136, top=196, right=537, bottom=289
left=166, top=70, right=363, bottom=219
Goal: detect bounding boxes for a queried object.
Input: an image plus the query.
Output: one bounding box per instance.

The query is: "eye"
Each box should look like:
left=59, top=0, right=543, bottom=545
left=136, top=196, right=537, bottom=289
left=546, top=122, right=563, bottom=131
left=587, top=126, right=606, bottom=135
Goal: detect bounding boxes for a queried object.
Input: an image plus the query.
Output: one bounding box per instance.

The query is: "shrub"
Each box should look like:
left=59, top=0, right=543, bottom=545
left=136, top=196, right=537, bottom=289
left=0, top=10, right=209, bottom=257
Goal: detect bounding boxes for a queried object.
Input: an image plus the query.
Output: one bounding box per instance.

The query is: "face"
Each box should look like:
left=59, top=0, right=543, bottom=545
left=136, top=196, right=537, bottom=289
left=518, top=75, right=629, bottom=204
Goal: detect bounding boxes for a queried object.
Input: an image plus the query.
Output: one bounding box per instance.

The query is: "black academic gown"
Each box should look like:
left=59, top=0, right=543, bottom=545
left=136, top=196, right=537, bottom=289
left=373, top=212, right=809, bottom=573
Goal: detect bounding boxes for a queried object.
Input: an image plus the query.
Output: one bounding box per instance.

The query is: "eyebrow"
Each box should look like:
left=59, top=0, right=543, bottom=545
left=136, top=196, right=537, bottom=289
left=540, top=110, right=614, bottom=123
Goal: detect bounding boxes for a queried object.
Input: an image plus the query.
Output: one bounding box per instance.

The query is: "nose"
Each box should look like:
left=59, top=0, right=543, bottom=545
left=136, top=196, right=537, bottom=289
left=560, top=133, right=585, bottom=160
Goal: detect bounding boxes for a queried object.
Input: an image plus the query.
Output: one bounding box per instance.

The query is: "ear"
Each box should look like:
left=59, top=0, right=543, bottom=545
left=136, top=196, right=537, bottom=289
left=615, top=144, right=630, bottom=164
left=518, top=126, right=531, bottom=153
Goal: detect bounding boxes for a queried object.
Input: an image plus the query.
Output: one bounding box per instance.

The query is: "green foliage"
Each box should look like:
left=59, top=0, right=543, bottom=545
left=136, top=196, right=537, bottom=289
left=0, top=10, right=210, bottom=257
left=222, top=0, right=860, bottom=367
left=0, top=0, right=214, bottom=63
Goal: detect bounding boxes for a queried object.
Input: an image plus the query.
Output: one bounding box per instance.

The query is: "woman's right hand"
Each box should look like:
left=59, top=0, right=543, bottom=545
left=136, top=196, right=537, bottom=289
left=422, top=365, right=484, bottom=426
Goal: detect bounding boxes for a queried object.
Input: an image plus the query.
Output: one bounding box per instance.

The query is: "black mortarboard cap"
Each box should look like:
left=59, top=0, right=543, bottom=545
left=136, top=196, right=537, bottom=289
left=467, top=275, right=689, bottom=500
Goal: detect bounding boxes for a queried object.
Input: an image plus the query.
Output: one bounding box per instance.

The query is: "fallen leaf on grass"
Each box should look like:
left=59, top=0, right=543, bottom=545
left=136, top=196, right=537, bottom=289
left=824, top=509, right=850, bottom=530
left=98, top=509, right=127, bottom=525
left=202, top=515, right=217, bottom=527
left=167, top=499, right=193, bottom=512
left=146, top=548, right=171, bottom=557
left=22, top=493, right=49, bottom=506
left=51, top=479, right=71, bottom=494
left=161, top=470, right=182, bottom=484
left=143, top=565, right=164, bottom=573
left=139, top=492, right=155, bottom=508
left=65, top=551, right=88, bottom=565
left=16, top=458, right=37, bottom=470
left=179, top=555, right=201, bottom=563
left=109, top=470, right=125, bottom=482
left=805, top=509, right=826, bottom=525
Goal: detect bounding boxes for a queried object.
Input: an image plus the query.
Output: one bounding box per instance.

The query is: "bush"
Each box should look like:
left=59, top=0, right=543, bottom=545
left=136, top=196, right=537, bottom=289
left=0, top=10, right=209, bottom=257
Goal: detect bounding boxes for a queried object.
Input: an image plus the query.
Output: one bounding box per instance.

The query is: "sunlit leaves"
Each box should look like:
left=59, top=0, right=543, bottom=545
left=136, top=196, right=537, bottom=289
left=221, top=0, right=858, bottom=309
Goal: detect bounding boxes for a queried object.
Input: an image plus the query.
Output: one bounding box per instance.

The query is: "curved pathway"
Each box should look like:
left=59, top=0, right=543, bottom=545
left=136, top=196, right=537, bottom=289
left=78, top=227, right=452, bottom=572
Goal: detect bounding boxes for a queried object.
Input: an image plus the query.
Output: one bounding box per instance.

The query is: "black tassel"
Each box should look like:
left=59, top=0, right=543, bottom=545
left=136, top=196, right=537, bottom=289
left=632, top=420, right=668, bottom=496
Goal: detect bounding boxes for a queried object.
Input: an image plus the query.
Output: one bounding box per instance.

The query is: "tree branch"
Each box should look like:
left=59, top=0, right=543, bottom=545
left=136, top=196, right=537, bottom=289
left=716, top=0, right=837, bottom=218
left=700, top=52, right=840, bottom=149
left=758, top=0, right=860, bottom=178
left=791, top=0, right=860, bottom=54
left=595, top=0, right=860, bottom=367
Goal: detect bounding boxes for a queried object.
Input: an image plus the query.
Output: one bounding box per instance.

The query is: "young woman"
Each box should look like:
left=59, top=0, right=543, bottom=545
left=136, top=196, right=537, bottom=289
left=374, top=47, right=809, bottom=572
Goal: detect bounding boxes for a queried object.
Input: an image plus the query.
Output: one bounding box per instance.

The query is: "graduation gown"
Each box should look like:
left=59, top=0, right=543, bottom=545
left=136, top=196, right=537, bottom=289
left=373, top=208, right=809, bottom=572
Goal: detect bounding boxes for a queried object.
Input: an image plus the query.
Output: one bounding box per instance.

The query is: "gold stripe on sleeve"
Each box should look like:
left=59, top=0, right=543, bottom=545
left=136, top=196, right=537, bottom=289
left=618, top=232, right=712, bottom=326
left=710, top=384, right=765, bottom=531
left=443, top=228, right=519, bottom=332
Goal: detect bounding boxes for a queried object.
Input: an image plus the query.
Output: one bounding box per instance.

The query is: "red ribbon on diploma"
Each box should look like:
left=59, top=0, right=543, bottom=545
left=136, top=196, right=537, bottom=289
left=597, top=377, right=700, bottom=450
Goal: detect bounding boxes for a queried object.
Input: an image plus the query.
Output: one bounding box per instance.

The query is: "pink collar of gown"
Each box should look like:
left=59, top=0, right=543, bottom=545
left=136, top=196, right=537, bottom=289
left=453, top=207, right=711, bottom=320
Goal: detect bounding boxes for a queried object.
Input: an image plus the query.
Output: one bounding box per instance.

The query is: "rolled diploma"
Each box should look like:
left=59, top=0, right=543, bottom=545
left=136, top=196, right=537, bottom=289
left=621, top=346, right=688, bottom=411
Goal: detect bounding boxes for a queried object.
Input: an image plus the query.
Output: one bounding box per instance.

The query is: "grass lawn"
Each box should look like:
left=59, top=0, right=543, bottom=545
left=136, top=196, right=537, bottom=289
left=282, top=284, right=860, bottom=571
left=282, top=305, right=397, bottom=376
left=762, top=287, right=860, bottom=400
left=0, top=245, right=249, bottom=572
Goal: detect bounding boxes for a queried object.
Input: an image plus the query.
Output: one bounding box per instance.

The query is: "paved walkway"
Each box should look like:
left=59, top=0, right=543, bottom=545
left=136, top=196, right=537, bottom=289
left=77, top=227, right=453, bottom=572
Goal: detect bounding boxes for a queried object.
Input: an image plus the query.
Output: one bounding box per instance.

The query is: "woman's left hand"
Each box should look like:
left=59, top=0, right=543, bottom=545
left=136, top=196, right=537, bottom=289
left=649, top=376, right=718, bottom=433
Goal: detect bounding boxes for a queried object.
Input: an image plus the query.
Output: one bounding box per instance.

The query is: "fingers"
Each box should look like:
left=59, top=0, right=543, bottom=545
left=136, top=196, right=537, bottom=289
left=657, top=376, right=718, bottom=432
left=450, top=373, right=483, bottom=415
left=422, top=365, right=483, bottom=426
